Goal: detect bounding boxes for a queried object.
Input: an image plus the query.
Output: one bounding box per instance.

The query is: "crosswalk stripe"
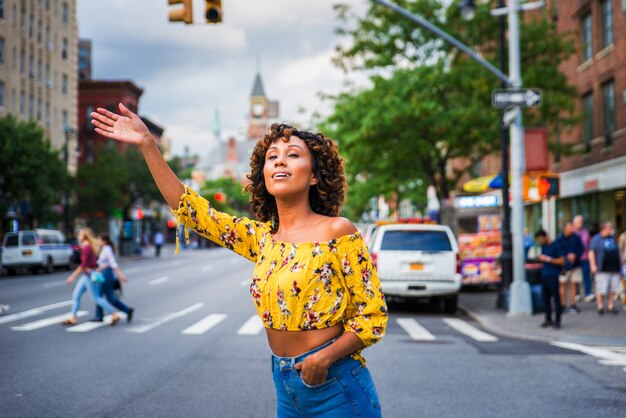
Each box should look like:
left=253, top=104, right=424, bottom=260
left=67, top=321, right=107, bottom=332
left=396, top=318, right=436, bottom=341
left=43, top=280, right=67, bottom=288
left=149, top=276, right=169, bottom=286
left=237, top=315, right=264, bottom=335
left=551, top=341, right=626, bottom=367
left=182, top=314, right=227, bottom=335
left=0, top=300, right=73, bottom=325
left=11, top=311, right=88, bottom=331
left=443, top=318, right=498, bottom=342
left=127, top=303, right=204, bottom=334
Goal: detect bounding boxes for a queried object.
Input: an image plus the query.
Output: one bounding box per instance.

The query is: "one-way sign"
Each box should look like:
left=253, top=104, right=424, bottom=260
left=492, top=88, right=542, bottom=108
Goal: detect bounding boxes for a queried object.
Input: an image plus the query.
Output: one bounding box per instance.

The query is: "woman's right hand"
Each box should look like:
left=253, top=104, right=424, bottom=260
left=91, top=103, right=151, bottom=147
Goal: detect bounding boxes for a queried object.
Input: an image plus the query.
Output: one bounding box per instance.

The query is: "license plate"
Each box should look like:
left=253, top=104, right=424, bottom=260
left=410, top=263, right=424, bottom=271
left=22, top=250, right=33, bottom=256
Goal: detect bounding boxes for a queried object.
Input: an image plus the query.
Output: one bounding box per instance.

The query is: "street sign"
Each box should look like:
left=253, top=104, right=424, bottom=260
left=492, top=88, right=542, bottom=108
left=502, top=107, right=518, bottom=127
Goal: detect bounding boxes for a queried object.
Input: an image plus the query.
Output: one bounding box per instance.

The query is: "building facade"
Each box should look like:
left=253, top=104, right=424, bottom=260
left=0, top=0, right=78, bottom=171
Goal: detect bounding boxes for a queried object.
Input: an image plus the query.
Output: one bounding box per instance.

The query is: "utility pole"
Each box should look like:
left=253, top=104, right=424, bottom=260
left=505, top=0, right=532, bottom=315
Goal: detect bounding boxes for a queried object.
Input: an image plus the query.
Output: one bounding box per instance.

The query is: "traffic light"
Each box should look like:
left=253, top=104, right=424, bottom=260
left=168, top=0, right=193, bottom=24
left=538, top=175, right=560, bottom=198
left=205, top=0, right=223, bottom=23
left=214, top=192, right=226, bottom=203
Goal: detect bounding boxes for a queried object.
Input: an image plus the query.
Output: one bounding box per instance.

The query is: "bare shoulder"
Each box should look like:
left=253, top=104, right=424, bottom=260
left=329, top=217, right=358, bottom=238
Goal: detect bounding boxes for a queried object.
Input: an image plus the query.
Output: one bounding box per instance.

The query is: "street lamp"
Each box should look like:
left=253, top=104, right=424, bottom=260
left=460, top=0, right=512, bottom=309
left=63, top=126, right=76, bottom=237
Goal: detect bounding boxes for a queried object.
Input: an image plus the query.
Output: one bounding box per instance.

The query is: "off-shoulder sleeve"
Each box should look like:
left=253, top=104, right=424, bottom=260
left=171, top=185, right=265, bottom=262
left=340, top=236, right=388, bottom=347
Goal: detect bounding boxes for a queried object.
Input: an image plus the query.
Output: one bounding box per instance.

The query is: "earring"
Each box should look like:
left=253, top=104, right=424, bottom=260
left=271, top=217, right=276, bottom=230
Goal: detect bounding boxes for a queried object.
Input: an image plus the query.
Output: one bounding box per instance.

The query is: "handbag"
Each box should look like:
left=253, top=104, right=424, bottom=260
left=90, top=271, right=105, bottom=283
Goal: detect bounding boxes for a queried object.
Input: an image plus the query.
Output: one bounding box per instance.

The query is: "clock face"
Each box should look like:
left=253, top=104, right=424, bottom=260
left=252, top=103, right=264, bottom=117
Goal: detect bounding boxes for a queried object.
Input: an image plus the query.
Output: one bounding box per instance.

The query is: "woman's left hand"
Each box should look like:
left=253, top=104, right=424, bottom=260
left=295, top=352, right=330, bottom=386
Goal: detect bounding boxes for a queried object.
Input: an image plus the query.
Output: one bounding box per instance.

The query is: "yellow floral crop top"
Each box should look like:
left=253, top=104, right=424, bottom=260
left=172, top=186, right=388, bottom=358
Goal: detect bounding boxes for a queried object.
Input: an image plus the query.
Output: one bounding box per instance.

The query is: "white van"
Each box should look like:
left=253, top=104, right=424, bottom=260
left=369, top=224, right=461, bottom=312
left=1, top=229, right=74, bottom=275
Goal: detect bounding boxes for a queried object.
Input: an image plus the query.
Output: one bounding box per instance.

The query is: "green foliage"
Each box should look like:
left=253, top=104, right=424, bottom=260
left=199, top=177, right=251, bottom=217
left=327, top=0, right=579, bottom=211
left=0, top=115, right=68, bottom=224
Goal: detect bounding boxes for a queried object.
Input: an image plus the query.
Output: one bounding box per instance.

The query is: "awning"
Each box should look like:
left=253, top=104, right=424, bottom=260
left=462, top=174, right=502, bottom=193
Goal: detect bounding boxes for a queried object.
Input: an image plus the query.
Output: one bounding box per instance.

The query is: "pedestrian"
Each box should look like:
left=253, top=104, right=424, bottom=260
left=556, top=222, right=584, bottom=314
left=535, top=229, right=565, bottom=329
left=92, top=104, right=388, bottom=417
left=573, top=215, right=594, bottom=302
left=153, top=230, right=165, bottom=257
left=62, top=228, right=122, bottom=326
left=91, top=235, right=135, bottom=323
left=589, top=222, right=623, bottom=315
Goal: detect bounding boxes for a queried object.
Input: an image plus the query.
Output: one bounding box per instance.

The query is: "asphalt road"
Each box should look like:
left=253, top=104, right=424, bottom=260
left=1, top=247, right=625, bottom=418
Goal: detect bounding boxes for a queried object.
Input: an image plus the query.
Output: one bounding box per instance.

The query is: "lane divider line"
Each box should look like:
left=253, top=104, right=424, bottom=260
left=443, top=318, right=499, bottom=342
left=182, top=314, right=227, bottom=335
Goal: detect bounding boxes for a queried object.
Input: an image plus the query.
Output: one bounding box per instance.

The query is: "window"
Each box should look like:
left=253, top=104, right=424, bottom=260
left=45, top=101, right=50, bottom=125
left=37, top=59, right=42, bottom=81
left=623, top=0, right=626, bottom=12
left=0, top=0, right=4, bottom=20
left=20, top=4, right=25, bottom=32
left=19, top=90, right=25, bottom=115
left=62, top=1, right=68, bottom=25
left=0, top=81, right=4, bottom=108
left=19, top=48, right=25, bottom=73
left=0, top=36, right=4, bottom=64
left=85, top=105, right=94, bottom=129
left=600, top=0, right=613, bottom=49
left=29, top=13, right=34, bottom=38
left=28, top=53, right=34, bottom=78
left=4, top=235, right=18, bottom=247
left=61, top=38, right=68, bottom=60
left=61, top=73, right=68, bottom=95
left=12, top=46, right=15, bottom=69
left=582, top=93, right=593, bottom=153
left=22, top=233, right=36, bottom=246
left=46, top=0, right=50, bottom=10
left=45, top=25, right=50, bottom=49
left=37, top=97, right=42, bottom=121
left=28, top=94, right=34, bottom=118
left=602, top=80, right=615, bottom=145
left=581, top=13, right=592, bottom=61
left=45, top=63, right=50, bottom=86
left=380, top=230, right=453, bottom=251
left=37, top=19, right=42, bottom=43
left=62, top=109, right=68, bottom=129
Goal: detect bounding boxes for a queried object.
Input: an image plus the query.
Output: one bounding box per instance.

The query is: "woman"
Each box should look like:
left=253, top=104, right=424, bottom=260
left=91, top=235, right=134, bottom=323
left=62, top=228, right=121, bottom=326
left=91, top=104, right=388, bottom=417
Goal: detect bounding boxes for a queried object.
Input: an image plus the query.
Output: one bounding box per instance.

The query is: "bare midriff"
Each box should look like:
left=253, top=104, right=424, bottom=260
left=265, top=323, right=343, bottom=357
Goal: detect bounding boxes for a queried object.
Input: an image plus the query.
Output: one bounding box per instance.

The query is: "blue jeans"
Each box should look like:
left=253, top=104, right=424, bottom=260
left=272, top=340, right=382, bottom=418
left=70, top=273, right=117, bottom=316
left=95, top=268, right=131, bottom=320
left=580, top=260, right=592, bottom=296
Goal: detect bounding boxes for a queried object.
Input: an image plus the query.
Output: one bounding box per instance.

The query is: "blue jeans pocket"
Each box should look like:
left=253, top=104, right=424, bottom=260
left=351, top=365, right=382, bottom=410
left=300, top=375, right=339, bottom=389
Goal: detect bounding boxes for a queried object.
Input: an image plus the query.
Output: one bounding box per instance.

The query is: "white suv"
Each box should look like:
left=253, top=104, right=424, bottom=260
left=1, top=229, right=74, bottom=275
left=369, top=224, right=461, bottom=312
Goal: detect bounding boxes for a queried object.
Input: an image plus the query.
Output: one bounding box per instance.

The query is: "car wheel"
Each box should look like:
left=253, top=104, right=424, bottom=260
left=45, top=257, right=54, bottom=274
left=442, top=295, right=458, bottom=313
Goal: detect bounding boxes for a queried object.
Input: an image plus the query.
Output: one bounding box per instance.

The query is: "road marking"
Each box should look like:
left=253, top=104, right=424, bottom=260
left=181, top=313, right=227, bottom=335
left=149, top=276, right=169, bottom=286
left=396, top=318, right=436, bottom=341
left=237, top=315, right=264, bottom=335
left=127, top=303, right=204, bottom=334
left=124, top=267, right=141, bottom=273
left=240, top=279, right=249, bottom=287
left=443, top=318, right=499, bottom=342
left=0, top=300, right=72, bottom=325
left=11, top=311, right=88, bottom=331
left=551, top=341, right=626, bottom=368
left=66, top=321, right=107, bottom=332
left=43, top=280, right=67, bottom=288
left=201, top=265, right=214, bottom=272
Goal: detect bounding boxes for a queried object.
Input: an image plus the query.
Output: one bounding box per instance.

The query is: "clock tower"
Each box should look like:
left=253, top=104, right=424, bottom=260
left=247, top=69, right=278, bottom=140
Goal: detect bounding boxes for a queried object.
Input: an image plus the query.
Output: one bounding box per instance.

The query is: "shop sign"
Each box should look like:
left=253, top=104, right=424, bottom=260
left=456, top=195, right=500, bottom=209
left=584, top=179, right=599, bottom=192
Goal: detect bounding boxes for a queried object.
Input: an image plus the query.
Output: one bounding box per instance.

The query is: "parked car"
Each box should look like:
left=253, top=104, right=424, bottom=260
left=1, top=229, right=74, bottom=275
left=368, top=224, right=461, bottom=312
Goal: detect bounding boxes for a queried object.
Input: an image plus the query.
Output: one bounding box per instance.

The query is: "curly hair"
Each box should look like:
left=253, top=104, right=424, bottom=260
left=245, top=123, right=346, bottom=230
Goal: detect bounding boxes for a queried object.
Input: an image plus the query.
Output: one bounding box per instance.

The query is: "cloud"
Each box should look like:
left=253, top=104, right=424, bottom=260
left=77, top=0, right=369, bottom=156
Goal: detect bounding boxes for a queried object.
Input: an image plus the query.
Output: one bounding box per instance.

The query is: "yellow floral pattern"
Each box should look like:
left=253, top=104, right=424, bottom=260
left=172, top=186, right=387, bottom=363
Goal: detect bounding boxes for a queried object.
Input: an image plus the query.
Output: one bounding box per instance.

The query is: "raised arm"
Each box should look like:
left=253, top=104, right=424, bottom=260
left=91, top=103, right=184, bottom=210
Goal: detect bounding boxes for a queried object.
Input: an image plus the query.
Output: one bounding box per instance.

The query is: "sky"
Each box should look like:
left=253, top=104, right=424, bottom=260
left=77, top=0, right=370, bottom=157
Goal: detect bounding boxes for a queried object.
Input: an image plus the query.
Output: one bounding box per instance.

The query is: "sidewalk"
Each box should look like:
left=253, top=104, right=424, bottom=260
left=459, top=289, right=626, bottom=347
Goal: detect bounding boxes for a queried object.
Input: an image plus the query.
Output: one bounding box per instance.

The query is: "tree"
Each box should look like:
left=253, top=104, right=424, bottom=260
left=0, top=115, right=69, bottom=227
left=199, top=177, right=251, bottom=217
left=329, top=0, right=578, bottom=206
